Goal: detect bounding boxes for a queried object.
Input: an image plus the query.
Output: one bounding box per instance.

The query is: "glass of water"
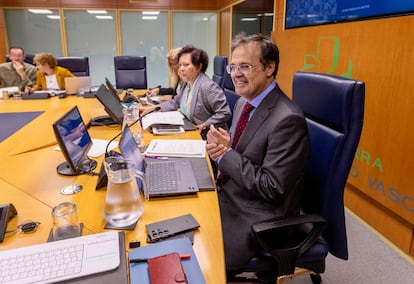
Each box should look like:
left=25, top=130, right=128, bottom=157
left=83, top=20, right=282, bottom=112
left=51, top=202, right=81, bottom=241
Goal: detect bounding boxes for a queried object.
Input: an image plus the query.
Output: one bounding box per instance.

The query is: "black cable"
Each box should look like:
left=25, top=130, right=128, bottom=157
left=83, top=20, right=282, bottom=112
left=104, top=106, right=161, bottom=156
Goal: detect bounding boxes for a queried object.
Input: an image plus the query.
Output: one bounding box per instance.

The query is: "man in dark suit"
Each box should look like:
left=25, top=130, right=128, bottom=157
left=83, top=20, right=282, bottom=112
left=206, top=33, right=310, bottom=278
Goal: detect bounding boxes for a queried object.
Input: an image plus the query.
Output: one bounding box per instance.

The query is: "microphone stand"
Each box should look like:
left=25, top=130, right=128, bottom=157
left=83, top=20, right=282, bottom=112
left=104, top=106, right=161, bottom=156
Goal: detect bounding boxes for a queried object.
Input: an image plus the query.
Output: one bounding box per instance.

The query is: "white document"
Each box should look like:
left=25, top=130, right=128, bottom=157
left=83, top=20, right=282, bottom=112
left=0, top=86, right=19, bottom=96
left=145, top=139, right=207, bottom=158
left=141, top=111, right=184, bottom=130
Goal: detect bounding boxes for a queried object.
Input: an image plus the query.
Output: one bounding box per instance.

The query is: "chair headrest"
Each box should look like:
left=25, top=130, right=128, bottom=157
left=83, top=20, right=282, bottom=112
left=114, top=56, right=146, bottom=70
left=293, top=72, right=365, bottom=134
left=213, top=56, right=227, bottom=76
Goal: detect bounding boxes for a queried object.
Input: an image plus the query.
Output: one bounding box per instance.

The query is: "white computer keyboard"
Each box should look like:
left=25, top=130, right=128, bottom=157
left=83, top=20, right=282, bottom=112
left=0, top=231, right=120, bottom=284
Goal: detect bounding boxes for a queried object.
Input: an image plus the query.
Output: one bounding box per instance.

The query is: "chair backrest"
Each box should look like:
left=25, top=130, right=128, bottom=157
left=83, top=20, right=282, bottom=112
left=292, top=71, right=365, bottom=260
left=6, top=54, right=35, bottom=65
left=57, top=57, right=90, bottom=76
left=114, top=56, right=147, bottom=90
left=212, top=55, right=227, bottom=88
left=222, top=71, right=239, bottom=128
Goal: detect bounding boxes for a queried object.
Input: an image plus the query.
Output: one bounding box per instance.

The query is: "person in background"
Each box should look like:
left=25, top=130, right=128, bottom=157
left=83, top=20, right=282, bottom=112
left=0, top=47, right=37, bottom=91
left=205, top=33, right=310, bottom=281
left=142, top=45, right=231, bottom=135
left=146, top=47, right=185, bottom=99
left=25, top=52, right=74, bottom=92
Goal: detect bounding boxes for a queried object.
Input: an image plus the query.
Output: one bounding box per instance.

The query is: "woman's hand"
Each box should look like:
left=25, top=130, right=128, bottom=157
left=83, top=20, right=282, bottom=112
left=146, top=88, right=160, bottom=97
left=140, top=105, right=160, bottom=116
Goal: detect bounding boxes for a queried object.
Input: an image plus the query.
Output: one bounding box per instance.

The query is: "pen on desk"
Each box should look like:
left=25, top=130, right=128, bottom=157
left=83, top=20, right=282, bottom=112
left=144, top=154, right=168, bottom=160
left=129, top=254, right=191, bottom=263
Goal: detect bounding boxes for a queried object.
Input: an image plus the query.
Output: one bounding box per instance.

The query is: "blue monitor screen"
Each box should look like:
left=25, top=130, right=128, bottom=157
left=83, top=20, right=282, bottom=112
left=53, top=106, right=95, bottom=175
left=285, top=0, right=414, bottom=29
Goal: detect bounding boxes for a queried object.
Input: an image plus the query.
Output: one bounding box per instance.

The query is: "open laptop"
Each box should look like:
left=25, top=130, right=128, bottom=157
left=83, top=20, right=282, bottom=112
left=119, top=126, right=199, bottom=198
left=105, top=77, right=123, bottom=96
left=65, top=76, right=92, bottom=95
left=89, top=84, right=124, bottom=126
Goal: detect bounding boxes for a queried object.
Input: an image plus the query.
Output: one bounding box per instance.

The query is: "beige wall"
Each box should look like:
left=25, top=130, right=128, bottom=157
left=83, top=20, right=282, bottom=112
left=272, top=0, right=414, bottom=257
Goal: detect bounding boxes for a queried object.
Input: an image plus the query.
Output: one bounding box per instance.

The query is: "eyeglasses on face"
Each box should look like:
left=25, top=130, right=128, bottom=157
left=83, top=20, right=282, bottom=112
left=226, top=64, right=261, bottom=74
left=177, top=63, right=191, bottom=68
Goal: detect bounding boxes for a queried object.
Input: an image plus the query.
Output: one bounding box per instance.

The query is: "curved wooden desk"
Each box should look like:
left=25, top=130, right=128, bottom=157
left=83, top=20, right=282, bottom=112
left=0, top=96, right=225, bottom=283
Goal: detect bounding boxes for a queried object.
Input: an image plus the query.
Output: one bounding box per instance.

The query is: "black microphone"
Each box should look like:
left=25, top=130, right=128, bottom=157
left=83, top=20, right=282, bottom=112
left=104, top=106, right=161, bottom=156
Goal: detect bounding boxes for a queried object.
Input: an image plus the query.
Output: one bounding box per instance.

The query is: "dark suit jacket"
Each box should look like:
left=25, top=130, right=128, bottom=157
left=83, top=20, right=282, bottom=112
left=218, top=84, right=310, bottom=270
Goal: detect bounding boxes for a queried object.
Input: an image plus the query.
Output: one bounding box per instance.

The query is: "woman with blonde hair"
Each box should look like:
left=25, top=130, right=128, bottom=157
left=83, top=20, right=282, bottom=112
left=146, top=47, right=184, bottom=98
left=25, top=52, right=74, bottom=92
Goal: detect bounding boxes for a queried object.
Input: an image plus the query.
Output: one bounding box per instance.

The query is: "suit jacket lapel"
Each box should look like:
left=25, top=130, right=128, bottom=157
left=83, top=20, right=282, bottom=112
left=234, top=86, right=281, bottom=151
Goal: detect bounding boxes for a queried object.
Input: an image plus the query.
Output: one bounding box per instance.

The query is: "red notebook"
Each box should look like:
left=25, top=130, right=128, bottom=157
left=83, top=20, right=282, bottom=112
left=147, top=252, right=188, bottom=284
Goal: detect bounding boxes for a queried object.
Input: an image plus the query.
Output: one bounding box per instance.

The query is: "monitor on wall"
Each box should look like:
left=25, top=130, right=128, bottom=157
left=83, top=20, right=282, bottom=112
left=285, top=0, right=414, bottom=29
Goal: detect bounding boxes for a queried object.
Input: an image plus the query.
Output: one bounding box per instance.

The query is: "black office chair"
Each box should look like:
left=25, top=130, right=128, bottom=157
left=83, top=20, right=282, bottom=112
left=6, top=54, right=35, bottom=65
left=240, top=71, right=365, bottom=283
left=114, top=56, right=148, bottom=90
left=222, top=71, right=239, bottom=128
left=57, top=57, right=90, bottom=77
left=212, top=55, right=227, bottom=88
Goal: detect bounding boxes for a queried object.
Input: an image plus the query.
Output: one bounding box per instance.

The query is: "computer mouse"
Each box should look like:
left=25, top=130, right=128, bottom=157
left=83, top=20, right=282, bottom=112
left=58, top=93, right=67, bottom=99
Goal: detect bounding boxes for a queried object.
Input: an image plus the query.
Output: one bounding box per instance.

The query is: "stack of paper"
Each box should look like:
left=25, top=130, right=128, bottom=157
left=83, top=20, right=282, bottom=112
left=145, top=139, right=206, bottom=158
left=141, top=111, right=184, bottom=130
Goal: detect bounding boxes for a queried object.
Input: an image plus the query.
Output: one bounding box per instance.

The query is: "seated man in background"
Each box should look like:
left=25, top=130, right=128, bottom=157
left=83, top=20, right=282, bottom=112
left=206, top=33, right=310, bottom=280
left=0, top=47, right=37, bottom=91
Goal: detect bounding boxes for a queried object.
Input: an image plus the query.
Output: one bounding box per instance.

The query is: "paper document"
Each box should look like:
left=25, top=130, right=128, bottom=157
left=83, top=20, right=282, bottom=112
left=145, top=139, right=206, bottom=158
left=141, top=111, right=184, bottom=130
left=0, top=86, right=19, bottom=96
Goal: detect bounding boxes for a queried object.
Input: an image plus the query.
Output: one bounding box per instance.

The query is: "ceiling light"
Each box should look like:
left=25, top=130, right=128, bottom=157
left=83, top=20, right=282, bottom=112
left=142, top=16, right=158, bottom=20
left=96, top=15, right=113, bottom=20
left=47, top=15, right=60, bottom=20
left=28, top=9, right=53, bottom=14
left=241, top=17, right=258, bottom=21
left=142, top=11, right=160, bottom=15
left=87, top=10, right=108, bottom=14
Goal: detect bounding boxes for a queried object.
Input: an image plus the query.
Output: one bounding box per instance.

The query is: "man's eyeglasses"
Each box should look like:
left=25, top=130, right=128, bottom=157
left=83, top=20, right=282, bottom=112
left=226, top=64, right=261, bottom=75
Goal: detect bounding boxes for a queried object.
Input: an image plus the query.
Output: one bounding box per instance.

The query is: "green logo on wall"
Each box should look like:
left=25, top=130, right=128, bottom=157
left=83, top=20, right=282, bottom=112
left=302, top=36, right=353, bottom=78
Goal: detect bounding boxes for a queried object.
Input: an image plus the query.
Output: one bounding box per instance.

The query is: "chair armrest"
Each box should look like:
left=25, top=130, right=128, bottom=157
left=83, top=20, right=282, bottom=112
left=251, top=214, right=327, bottom=275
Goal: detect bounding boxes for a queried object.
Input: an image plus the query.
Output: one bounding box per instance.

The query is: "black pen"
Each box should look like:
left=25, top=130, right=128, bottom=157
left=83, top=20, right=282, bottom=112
left=129, top=254, right=191, bottom=263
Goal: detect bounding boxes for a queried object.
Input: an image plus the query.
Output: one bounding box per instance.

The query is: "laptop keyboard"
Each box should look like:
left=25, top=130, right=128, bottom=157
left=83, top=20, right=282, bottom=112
left=0, top=232, right=120, bottom=284
left=147, top=161, right=178, bottom=192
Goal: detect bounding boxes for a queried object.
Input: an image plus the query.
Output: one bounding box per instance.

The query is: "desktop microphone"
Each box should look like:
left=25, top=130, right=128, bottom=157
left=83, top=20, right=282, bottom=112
left=96, top=106, right=161, bottom=191
left=104, top=106, right=161, bottom=156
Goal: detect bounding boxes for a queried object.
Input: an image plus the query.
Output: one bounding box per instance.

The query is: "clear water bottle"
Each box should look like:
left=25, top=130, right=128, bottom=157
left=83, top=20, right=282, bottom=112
left=122, top=105, right=144, bottom=146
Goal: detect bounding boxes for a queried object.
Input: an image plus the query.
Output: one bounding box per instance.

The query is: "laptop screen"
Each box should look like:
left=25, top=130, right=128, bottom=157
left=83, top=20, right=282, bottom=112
left=65, top=76, right=92, bottom=95
left=94, top=84, right=124, bottom=124
left=105, top=77, right=121, bottom=97
left=119, top=126, right=144, bottom=187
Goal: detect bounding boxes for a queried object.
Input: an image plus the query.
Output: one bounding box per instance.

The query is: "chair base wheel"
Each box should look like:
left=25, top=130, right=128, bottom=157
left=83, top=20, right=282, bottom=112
left=310, top=273, right=322, bottom=284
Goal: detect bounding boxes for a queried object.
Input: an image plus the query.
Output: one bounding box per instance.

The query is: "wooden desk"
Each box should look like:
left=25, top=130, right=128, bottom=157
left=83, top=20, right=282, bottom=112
left=0, top=96, right=225, bottom=283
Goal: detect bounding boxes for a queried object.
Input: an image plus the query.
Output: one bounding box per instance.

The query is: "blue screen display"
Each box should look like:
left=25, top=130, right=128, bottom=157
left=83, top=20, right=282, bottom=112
left=285, top=0, right=414, bottom=28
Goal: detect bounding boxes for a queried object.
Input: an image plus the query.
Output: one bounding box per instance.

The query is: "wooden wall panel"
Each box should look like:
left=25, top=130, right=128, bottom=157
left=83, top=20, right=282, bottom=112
left=0, top=9, right=5, bottom=64
left=345, top=184, right=413, bottom=253
left=217, top=0, right=241, bottom=10
left=219, top=8, right=231, bottom=57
